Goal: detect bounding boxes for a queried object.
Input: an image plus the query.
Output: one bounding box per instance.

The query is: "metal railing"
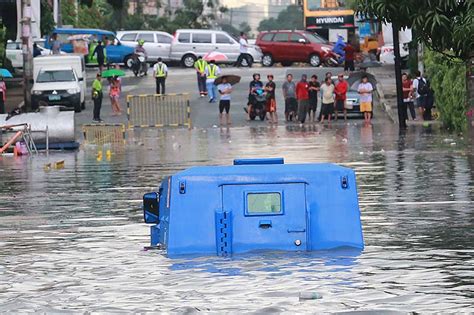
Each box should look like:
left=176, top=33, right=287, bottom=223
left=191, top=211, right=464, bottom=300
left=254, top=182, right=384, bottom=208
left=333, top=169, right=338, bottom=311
left=126, top=93, right=191, bottom=129
left=82, top=124, right=126, bottom=145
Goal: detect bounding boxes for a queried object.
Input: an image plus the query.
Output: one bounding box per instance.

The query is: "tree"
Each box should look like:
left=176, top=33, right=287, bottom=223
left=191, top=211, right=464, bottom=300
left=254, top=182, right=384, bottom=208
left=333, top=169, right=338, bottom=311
left=239, top=22, right=251, bottom=35
left=257, top=5, right=303, bottom=32
left=352, top=0, right=474, bottom=132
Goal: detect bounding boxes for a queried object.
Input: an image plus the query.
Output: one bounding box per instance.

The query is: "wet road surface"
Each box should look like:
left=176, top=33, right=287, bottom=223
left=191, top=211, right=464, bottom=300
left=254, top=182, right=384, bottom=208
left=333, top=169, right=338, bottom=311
left=0, top=119, right=473, bottom=312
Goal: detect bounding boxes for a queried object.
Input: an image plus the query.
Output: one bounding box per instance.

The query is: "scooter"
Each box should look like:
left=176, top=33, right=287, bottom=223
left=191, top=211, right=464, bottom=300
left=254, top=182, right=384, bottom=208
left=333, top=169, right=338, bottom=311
left=131, top=52, right=148, bottom=77
left=248, top=89, right=267, bottom=121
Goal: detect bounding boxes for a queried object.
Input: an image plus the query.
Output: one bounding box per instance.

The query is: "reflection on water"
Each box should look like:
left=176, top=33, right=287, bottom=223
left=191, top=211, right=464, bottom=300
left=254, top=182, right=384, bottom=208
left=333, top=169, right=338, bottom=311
left=0, top=122, right=473, bottom=312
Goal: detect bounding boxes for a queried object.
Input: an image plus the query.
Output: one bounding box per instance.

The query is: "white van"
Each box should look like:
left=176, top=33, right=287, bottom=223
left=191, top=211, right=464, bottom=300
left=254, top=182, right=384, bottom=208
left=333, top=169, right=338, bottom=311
left=170, top=29, right=262, bottom=68
left=116, top=30, right=173, bottom=63
left=31, top=55, right=86, bottom=112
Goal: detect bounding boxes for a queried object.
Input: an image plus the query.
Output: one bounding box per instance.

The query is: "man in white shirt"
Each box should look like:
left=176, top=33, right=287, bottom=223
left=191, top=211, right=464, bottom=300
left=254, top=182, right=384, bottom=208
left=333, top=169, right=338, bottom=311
left=235, top=32, right=252, bottom=68
left=153, top=58, right=168, bottom=94
left=412, top=70, right=427, bottom=120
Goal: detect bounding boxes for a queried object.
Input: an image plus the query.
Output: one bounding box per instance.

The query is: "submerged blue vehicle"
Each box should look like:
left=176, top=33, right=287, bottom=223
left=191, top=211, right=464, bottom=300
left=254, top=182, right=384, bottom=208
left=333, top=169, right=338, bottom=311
left=143, top=158, right=364, bottom=256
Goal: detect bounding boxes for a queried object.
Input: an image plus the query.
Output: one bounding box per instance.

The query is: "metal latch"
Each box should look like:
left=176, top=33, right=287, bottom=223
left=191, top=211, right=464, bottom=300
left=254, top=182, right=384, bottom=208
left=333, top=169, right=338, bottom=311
left=179, top=180, right=186, bottom=194
left=341, top=176, right=349, bottom=189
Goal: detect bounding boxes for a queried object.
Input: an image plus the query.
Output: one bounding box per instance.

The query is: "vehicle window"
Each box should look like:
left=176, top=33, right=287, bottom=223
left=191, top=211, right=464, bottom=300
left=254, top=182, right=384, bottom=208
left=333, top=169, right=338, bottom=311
left=120, top=33, right=137, bottom=41
left=261, top=33, right=274, bottom=42
left=178, top=33, right=190, bottom=43
left=305, top=32, right=327, bottom=44
left=247, top=193, right=282, bottom=214
left=6, top=42, right=18, bottom=49
left=157, top=34, right=172, bottom=44
left=290, top=33, right=305, bottom=43
left=192, top=33, right=212, bottom=44
left=216, top=34, right=232, bottom=44
left=37, top=70, right=76, bottom=83
left=272, top=33, right=289, bottom=42
left=56, top=33, right=71, bottom=44
left=137, top=33, right=155, bottom=43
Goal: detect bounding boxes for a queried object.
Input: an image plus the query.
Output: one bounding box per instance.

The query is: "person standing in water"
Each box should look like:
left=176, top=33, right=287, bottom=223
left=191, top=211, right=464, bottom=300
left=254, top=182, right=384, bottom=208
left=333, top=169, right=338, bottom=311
left=217, top=77, right=233, bottom=126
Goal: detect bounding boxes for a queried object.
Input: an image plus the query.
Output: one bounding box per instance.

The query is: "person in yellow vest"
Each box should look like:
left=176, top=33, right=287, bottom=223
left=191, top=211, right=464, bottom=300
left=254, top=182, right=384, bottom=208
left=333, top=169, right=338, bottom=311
left=205, top=60, right=221, bottom=103
left=194, top=56, right=208, bottom=97
left=153, top=57, right=168, bottom=94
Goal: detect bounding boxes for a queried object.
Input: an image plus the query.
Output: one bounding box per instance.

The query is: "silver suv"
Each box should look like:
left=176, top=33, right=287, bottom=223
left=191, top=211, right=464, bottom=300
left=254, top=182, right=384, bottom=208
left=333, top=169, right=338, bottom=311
left=170, top=29, right=262, bottom=68
left=116, top=30, right=173, bottom=63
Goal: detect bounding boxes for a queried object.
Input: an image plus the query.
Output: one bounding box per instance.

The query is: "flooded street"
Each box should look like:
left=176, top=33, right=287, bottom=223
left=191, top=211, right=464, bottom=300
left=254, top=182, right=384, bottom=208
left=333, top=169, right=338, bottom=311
left=0, top=121, right=473, bottom=313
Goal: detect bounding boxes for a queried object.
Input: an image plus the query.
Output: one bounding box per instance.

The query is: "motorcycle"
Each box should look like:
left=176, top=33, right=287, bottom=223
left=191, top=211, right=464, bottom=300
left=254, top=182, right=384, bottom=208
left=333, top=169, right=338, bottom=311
left=248, top=89, right=267, bottom=121
left=131, top=52, right=148, bottom=77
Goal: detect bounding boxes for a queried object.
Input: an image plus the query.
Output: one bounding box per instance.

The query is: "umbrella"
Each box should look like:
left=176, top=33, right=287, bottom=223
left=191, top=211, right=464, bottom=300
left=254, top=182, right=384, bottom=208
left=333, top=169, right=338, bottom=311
left=203, top=51, right=228, bottom=62
left=214, top=75, right=241, bottom=86
left=101, top=69, right=126, bottom=78
left=0, top=68, right=13, bottom=78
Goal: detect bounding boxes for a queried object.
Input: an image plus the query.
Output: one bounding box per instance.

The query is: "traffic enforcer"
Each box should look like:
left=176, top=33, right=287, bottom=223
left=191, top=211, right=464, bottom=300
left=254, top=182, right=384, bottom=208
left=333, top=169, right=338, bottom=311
left=143, top=158, right=364, bottom=256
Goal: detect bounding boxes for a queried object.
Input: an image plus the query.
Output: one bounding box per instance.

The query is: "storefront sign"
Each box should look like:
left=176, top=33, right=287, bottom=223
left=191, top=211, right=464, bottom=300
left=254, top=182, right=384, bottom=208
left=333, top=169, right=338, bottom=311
left=306, top=15, right=355, bottom=28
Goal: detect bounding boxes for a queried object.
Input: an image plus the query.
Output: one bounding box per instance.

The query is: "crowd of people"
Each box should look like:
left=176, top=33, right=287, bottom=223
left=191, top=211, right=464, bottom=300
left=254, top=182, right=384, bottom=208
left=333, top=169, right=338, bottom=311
left=201, top=70, right=375, bottom=127
left=402, top=70, right=434, bottom=122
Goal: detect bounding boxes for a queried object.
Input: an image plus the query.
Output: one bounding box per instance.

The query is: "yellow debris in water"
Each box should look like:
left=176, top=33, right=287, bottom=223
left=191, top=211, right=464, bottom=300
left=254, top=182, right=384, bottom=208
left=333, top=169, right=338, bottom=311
left=54, top=160, right=65, bottom=169
left=44, top=163, right=51, bottom=171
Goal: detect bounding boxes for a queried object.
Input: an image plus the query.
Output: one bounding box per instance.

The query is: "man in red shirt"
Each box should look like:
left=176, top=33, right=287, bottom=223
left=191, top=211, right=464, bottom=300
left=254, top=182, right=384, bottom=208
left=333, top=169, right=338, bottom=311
left=343, top=43, right=355, bottom=72
left=334, top=73, right=349, bottom=121
left=295, top=74, right=310, bottom=124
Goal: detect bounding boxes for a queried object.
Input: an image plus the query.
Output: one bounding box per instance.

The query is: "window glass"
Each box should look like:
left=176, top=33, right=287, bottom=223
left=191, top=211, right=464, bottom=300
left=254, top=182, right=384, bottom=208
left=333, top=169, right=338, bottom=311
left=120, top=33, right=137, bottom=41
left=57, top=33, right=72, bottom=44
left=137, top=33, right=155, bottom=43
left=305, top=32, right=328, bottom=44
left=6, top=42, right=18, bottom=49
left=178, top=33, right=190, bottom=43
left=157, top=34, right=172, bottom=44
left=216, top=34, right=232, bottom=44
left=247, top=193, right=281, bottom=214
left=290, top=33, right=305, bottom=43
left=192, top=33, right=212, bottom=44
left=272, top=33, right=289, bottom=42
left=37, top=70, right=76, bottom=83
left=261, top=33, right=274, bottom=42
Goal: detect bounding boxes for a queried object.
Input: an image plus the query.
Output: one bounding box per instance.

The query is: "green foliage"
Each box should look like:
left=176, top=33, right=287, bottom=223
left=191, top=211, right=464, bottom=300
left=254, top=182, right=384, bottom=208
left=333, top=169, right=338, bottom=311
left=220, top=23, right=239, bottom=37
left=60, top=0, right=113, bottom=29
left=0, top=25, right=5, bottom=67
left=257, top=5, right=303, bottom=32
left=352, top=0, right=473, bottom=62
left=424, top=50, right=467, bottom=132
left=239, top=22, right=251, bottom=35
left=40, top=0, right=56, bottom=36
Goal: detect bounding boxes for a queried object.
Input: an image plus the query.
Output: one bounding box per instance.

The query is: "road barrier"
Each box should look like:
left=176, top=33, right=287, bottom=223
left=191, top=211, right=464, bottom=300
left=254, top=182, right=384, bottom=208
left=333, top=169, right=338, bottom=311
left=82, top=124, right=126, bottom=145
left=126, top=93, right=191, bottom=129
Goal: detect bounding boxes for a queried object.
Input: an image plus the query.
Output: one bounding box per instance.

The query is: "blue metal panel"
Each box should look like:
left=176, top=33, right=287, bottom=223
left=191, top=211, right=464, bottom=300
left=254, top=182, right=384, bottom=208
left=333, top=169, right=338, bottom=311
left=150, top=225, right=160, bottom=246
left=215, top=210, right=233, bottom=256
left=223, top=183, right=307, bottom=253
left=233, top=158, right=284, bottom=165
left=144, top=160, right=364, bottom=256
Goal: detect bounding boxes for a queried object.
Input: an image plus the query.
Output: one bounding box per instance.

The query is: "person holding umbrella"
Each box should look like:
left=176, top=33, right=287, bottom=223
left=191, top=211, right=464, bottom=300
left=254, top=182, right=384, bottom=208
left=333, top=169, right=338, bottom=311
left=215, top=75, right=240, bottom=126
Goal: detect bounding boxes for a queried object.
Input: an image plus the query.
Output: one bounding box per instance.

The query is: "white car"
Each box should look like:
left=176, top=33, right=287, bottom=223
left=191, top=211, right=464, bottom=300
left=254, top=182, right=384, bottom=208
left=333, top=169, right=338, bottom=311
left=6, top=40, right=56, bottom=68
left=116, top=30, right=173, bottom=64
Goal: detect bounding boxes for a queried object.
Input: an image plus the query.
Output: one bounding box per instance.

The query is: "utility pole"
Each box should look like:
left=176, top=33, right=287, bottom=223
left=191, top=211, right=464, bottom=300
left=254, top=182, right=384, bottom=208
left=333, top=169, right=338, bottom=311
left=21, top=0, right=33, bottom=112
left=57, top=0, right=62, bottom=27
left=392, top=23, right=406, bottom=129
left=230, top=8, right=233, bottom=26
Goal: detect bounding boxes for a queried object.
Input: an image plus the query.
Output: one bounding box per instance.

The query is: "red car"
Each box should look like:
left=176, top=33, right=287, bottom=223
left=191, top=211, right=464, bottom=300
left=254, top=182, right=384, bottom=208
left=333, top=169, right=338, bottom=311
left=256, top=30, right=334, bottom=67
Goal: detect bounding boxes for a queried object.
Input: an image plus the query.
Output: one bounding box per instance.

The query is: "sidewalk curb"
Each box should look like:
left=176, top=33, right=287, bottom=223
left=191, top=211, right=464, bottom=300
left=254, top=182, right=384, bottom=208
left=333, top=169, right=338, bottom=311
left=374, top=78, right=397, bottom=124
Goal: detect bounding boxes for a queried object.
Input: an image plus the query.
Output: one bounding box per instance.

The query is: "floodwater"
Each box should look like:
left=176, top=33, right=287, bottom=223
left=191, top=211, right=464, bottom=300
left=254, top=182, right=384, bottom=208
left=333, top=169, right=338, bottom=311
left=0, top=122, right=473, bottom=313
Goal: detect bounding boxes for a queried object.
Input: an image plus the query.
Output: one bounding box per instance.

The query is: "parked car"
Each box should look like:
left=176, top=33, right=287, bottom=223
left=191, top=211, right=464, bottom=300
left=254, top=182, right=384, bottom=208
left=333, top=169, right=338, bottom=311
left=170, top=29, right=262, bottom=68
left=116, top=30, right=173, bottom=64
left=256, top=30, right=334, bottom=67
left=31, top=54, right=87, bottom=112
left=44, top=28, right=135, bottom=66
left=6, top=39, right=56, bottom=68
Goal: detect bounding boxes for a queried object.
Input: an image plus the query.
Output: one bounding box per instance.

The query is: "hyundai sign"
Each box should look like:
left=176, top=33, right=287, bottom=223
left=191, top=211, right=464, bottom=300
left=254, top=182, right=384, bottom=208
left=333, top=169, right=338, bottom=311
left=306, top=15, right=355, bottom=29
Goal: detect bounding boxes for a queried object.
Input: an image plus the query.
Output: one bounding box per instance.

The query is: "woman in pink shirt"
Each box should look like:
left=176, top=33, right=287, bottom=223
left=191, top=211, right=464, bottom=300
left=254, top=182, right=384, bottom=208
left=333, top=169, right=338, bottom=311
left=0, top=76, right=6, bottom=114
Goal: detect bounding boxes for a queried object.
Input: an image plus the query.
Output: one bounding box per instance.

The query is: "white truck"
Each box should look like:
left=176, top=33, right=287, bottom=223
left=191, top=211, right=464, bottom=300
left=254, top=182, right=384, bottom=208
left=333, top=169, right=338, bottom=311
left=31, top=55, right=86, bottom=112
